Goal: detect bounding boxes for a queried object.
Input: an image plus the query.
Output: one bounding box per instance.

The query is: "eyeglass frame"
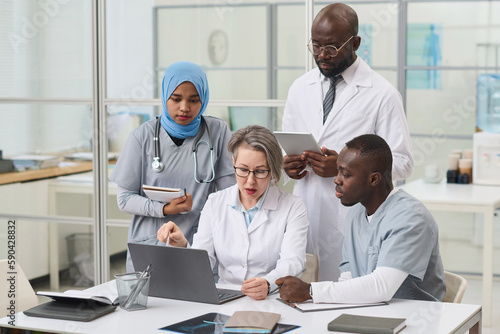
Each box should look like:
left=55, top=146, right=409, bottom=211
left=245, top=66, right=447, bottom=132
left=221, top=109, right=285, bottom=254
left=233, top=166, right=271, bottom=179
left=307, top=35, right=355, bottom=57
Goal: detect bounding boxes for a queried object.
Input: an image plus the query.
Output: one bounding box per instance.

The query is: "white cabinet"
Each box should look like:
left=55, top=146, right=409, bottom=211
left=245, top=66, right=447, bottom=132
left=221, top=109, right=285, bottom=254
left=0, top=181, right=50, bottom=279
left=0, top=173, right=130, bottom=283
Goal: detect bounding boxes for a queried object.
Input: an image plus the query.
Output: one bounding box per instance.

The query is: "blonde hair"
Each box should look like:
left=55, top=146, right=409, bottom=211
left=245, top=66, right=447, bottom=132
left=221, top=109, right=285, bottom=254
left=227, top=125, right=283, bottom=184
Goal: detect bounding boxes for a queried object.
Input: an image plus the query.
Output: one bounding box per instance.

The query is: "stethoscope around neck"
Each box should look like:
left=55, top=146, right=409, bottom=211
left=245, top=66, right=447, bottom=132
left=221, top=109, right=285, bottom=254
left=152, top=116, right=215, bottom=184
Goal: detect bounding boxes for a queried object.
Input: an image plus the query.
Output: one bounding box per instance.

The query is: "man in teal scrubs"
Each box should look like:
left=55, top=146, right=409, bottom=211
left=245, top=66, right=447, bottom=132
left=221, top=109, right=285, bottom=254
left=276, top=134, right=445, bottom=304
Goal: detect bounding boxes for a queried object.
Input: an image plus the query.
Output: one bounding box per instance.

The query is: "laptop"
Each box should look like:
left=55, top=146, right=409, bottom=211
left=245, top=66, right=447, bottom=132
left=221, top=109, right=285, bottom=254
left=128, top=243, right=244, bottom=304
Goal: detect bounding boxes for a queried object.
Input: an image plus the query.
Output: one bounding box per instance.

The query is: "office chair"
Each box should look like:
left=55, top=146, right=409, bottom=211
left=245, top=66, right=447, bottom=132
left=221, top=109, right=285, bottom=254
left=443, top=270, right=467, bottom=303
left=0, top=259, right=39, bottom=318
left=301, top=253, right=319, bottom=283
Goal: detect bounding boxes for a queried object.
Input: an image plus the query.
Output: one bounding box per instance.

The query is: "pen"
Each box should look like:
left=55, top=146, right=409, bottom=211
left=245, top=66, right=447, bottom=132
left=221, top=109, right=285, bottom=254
left=165, top=231, right=171, bottom=246
left=269, top=268, right=307, bottom=295
left=123, top=263, right=152, bottom=309
left=269, top=285, right=281, bottom=295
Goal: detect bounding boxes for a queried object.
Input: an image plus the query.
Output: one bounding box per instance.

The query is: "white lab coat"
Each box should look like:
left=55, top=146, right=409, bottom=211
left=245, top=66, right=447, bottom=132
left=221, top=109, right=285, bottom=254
left=282, top=57, right=413, bottom=281
left=192, top=184, right=309, bottom=286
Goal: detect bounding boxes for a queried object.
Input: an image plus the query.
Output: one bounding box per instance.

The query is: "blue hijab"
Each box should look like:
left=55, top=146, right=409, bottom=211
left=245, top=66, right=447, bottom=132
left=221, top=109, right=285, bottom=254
left=160, top=61, right=209, bottom=139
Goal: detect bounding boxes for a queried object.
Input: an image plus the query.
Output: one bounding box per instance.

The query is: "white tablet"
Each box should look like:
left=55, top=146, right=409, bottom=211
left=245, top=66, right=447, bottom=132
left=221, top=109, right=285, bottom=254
left=273, top=131, right=322, bottom=156
left=142, top=185, right=186, bottom=203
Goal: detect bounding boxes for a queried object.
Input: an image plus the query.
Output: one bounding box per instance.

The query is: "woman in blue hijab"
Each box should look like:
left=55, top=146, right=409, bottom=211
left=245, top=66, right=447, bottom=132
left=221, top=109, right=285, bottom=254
left=110, top=61, right=236, bottom=272
left=160, top=61, right=209, bottom=139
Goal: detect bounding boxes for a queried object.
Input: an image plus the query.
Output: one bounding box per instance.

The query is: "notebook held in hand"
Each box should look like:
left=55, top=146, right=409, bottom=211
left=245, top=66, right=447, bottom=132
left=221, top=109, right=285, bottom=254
left=142, top=185, right=185, bottom=203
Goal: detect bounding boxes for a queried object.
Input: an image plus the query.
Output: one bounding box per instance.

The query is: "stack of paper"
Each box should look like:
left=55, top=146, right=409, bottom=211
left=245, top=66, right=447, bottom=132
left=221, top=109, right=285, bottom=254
left=64, top=152, right=119, bottom=161
left=12, top=155, right=60, bottom=171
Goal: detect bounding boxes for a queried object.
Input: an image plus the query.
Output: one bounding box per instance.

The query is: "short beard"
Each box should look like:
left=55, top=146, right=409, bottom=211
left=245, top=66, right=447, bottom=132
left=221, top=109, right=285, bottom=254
left=316, top=54, right=355, bottom=78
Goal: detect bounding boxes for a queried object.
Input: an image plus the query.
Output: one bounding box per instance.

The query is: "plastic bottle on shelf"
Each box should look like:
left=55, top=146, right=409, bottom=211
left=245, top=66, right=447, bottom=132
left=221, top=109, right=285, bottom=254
left=477, top=73, right=500, bottom=133
left=446, top=153, right=461, bottom=183
left=458, top=158, right=473, bottom=184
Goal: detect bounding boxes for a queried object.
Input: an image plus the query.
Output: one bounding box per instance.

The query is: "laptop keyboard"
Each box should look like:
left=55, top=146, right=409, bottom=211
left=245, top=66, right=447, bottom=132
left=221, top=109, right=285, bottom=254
left=217, top=288, right=243, bottom=302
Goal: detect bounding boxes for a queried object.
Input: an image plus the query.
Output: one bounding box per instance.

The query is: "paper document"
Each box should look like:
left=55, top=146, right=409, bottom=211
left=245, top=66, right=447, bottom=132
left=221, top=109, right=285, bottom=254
left=64, top=152, right=119, bottom=161
left=37, top=289, right=118, bottom=306
left=277, top=298, right=387, bottom=313
left=12, top=154, right=60, bottom=170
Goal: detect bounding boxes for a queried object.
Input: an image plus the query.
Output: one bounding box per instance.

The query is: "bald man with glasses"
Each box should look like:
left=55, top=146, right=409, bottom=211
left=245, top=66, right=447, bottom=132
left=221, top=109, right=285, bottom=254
left=282, top=3, right=414, bottom=282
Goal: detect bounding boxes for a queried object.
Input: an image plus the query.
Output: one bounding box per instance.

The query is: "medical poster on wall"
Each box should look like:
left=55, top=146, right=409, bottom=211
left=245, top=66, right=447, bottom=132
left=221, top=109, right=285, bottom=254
left=407, top=23, right=443, bottom=90
left=357, top=23, right=372, bottom=67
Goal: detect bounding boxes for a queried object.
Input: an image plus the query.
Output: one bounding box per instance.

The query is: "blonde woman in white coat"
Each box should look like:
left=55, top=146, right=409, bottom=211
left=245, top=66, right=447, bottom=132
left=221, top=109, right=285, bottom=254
left=157, top=125, right=309, bottom=300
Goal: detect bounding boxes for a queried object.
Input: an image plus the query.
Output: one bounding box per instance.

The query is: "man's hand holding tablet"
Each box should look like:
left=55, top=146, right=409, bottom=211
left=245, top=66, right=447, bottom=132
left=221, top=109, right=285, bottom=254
left=274, top=132, right=339, bottom=179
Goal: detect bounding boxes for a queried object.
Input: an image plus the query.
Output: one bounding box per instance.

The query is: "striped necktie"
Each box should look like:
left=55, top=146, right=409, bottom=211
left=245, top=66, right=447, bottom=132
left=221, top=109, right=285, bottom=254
left=323, top=75, right=342, bottom=124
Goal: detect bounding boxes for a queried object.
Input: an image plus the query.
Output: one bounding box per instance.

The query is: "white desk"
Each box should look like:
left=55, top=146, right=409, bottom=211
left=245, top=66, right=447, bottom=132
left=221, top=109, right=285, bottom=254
left=0, top=281, right=482, bottom=334
left=398, top=179, right=500, bottom=327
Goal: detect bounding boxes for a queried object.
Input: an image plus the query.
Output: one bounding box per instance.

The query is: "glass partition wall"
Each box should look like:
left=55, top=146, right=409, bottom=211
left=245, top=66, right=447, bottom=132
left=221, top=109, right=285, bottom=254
left=0, top=0, right=96, bottom=291
left=1, top=0, right=499, bottom=290
left=406, top=1, right=500, bottom=179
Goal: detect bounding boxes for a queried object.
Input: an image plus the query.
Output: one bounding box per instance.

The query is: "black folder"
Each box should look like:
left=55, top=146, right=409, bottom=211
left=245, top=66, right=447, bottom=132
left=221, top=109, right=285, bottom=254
left=24, top=299, right=116, bottom=322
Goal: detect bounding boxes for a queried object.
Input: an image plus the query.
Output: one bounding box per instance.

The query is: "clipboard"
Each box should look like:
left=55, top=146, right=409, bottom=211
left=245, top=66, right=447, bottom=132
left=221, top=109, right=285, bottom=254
left=142, top=185, right=186, bottom=203
left=273, top=132, right=322, bottom=156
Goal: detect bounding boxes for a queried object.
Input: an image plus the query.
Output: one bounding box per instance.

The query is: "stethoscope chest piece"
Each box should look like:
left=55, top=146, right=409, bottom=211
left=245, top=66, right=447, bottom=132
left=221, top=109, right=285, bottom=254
left=152, top=157, right=164, bottom=173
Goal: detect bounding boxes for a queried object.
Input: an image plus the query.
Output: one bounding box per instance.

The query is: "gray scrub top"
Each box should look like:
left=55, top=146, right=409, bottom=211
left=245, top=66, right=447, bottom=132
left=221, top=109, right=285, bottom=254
left=109, top=116, right=235, bottom=270
left=340, top=189, right=446, bottom=301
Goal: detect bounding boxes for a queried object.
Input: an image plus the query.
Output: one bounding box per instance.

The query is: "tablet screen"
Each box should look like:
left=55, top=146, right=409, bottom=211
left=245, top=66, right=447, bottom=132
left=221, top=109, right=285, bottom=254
left=273, top=131, right=322, bottom=156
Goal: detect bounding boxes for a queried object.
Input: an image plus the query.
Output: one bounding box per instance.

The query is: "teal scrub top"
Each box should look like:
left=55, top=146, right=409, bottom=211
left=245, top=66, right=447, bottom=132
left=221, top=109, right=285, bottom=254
left=340, top=189, right=446, bottom=301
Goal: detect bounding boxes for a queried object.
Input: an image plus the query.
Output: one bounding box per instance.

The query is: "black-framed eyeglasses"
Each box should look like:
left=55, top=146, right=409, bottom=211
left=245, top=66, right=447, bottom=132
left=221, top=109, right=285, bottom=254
left=234, top=166, right=270, bottom=179
left=307, top=36, right=354, bottom=57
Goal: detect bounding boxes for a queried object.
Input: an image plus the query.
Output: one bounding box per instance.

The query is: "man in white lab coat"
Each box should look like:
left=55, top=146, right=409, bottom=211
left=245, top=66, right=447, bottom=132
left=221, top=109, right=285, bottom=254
left=282, top=3, right=413, bottom=281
